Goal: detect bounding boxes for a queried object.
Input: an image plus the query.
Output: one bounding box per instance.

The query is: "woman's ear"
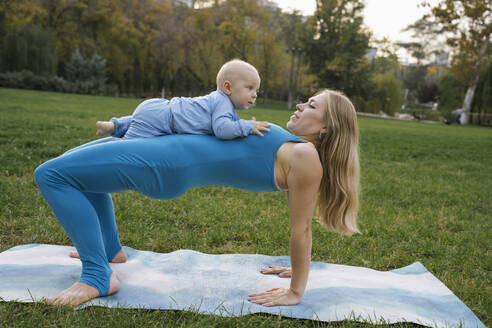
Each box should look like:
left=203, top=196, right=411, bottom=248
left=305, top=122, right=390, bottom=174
left=222, top=81, right=232, bottom=95
left=320, top=126, right=327, bottom=134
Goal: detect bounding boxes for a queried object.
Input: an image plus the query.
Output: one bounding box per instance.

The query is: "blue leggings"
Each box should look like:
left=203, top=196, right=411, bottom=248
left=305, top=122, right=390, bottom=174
left=35, top=138, right=125, bottom=295
left=35, top=136, right=200, bottom=295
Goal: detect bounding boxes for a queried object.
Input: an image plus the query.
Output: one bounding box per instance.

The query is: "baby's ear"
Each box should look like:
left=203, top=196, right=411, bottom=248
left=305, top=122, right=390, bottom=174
left=222, top=81, right=232, bottom=95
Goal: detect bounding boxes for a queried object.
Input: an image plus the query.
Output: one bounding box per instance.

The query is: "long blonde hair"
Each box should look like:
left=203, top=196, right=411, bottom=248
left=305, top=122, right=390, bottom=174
left=316, top=89, right=360, bottom=235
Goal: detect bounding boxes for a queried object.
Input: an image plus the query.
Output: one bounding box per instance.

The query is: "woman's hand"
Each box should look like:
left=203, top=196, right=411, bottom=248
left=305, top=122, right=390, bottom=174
left=260, top=265, right=292, bottom=277
left=248, top=287, right=301, bottom=307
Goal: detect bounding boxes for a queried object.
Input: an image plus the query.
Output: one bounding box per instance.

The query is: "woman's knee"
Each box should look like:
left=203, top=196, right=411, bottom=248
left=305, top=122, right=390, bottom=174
left=34, top=160, right=60, bottom=189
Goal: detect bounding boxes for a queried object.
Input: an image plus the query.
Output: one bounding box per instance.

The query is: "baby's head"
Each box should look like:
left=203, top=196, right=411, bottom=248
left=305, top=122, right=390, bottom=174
left=217, top=59, right=260, bottom=110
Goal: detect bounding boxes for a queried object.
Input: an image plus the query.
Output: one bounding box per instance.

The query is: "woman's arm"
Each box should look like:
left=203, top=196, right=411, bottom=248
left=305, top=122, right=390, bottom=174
left=248, top=143, right=322, bottom=306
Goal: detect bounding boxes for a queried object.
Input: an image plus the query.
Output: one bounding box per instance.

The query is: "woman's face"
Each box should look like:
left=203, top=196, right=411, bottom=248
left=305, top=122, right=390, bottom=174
left=286, top=93, right=327, bottom=136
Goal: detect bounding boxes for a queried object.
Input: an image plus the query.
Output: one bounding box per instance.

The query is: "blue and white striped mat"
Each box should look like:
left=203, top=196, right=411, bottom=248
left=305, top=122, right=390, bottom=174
left=0, top=244, right=484, bottom=327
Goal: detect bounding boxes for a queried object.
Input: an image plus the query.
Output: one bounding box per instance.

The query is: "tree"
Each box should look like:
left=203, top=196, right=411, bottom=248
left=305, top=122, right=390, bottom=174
left=64, top=49, right=109, bottom=94
left=217, top=0, right=259, bottom=61
left=280, top=10, right=310, bottom=107
left=64, top=49, right=88, bottom=81
left=470, top=62, right=492, bottom=125
left=398, top=17, right=444, bottom=64
left=436, top=71, right=465, bottom=115
left=369, top=72, right=403, bottom=115
left=0, top=0, right=313, bottom=99
left=1, top=24, right=57, bottom=75
left=425, top=0, right=491, bottom=123
left=416, top=75, right=438, bottom=103
left=304, top=0, right=372, bottom=98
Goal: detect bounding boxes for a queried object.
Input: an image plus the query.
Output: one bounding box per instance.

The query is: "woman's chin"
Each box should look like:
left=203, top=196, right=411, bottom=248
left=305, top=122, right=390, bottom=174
left=286, top=121, right=293, bottom=131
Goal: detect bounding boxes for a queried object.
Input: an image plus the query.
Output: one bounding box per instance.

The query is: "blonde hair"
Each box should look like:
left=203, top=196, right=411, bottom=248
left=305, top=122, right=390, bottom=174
left=316, top=89, right=360, bottom=236
left=216, top=59, right=259, bottom=88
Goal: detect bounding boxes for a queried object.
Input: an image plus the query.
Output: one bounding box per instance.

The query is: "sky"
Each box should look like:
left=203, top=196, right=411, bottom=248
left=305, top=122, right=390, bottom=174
left=272, top=0, right=440, bottom=43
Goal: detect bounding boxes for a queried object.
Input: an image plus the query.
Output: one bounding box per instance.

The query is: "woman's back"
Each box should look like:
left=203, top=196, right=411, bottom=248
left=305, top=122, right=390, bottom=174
left=48, top=124, right=303, bottom=201
left=125, top=124, right=304, bottom=198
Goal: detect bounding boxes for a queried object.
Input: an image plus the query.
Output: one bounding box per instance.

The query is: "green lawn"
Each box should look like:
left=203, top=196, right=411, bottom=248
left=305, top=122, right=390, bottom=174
left=0, top=88, right=490, bottom=327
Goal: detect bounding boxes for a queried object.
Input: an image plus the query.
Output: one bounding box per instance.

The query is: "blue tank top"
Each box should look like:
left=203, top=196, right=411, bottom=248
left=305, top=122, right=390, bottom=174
left=142, top=124, right=304, bottom=199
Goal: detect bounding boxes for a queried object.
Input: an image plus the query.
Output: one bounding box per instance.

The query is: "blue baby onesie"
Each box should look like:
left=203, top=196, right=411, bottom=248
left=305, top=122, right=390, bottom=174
left=113, top=89, right=254, bottom=140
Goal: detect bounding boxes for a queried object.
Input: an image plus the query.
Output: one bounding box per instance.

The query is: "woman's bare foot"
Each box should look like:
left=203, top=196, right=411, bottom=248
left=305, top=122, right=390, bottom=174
left=69, top=248, right=127, bottom=263
left=96, top=121, right=115, bottom=136
left=46, top=272, right=119, bottom=307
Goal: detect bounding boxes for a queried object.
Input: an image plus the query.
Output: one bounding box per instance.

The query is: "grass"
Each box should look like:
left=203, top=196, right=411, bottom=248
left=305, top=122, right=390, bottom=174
left=0, top=87, right=490, bottom=327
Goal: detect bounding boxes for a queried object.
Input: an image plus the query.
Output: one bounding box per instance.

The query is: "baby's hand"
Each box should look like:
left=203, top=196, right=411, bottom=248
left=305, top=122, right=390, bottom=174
left=251, top=117, right=271, bottom=137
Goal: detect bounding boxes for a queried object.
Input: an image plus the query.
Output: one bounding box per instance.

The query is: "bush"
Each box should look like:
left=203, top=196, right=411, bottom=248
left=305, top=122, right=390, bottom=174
left=0, top=71, right=23, bottom=89
left=0, top=70, right=60, bottom=91
left=49, top=76, right=72, bottom=93
left=21, top=71, right=50, bottom=90
left=0, top=70, right=116, bottom=95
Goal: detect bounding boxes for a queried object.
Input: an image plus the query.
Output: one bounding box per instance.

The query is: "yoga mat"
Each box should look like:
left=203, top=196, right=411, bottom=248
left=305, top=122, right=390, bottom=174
left=0, top=244, right=484, bottom=327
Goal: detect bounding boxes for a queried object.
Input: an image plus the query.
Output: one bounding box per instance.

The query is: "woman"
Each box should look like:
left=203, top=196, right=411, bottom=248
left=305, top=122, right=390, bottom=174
left=34, top=89, right=360, bottom=307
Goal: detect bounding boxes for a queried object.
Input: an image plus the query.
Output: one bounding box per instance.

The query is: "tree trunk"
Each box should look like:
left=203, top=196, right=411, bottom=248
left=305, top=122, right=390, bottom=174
left=461, top=84, right=476, bottom=124
left=461, top=38, right=489, bottom=124
left=287, top=50, right=295, bottom=109
left=293, top=55, right=302, bottom=103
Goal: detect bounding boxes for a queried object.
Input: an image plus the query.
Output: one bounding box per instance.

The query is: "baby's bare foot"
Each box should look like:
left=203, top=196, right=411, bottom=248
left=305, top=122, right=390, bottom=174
left=96, top=121, right=115, bottom=136
left=69, top=248, right=127, bottom=263
left=46, top=272, right=119, bottom=307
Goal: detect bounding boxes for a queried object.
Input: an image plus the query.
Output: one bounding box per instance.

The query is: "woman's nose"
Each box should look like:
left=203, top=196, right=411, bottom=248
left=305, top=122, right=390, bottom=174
left=296, top=103, right=303, bottom=111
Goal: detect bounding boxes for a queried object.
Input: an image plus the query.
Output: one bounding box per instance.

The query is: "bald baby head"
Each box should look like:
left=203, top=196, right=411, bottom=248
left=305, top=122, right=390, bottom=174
left=216, top=59, right=260, bottom=110
left=216, top=59, right=260, bottom=91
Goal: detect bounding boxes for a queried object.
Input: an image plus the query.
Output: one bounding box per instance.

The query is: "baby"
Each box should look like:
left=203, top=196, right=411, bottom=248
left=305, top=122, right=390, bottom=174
left=97, top=59, right=271, bottom=140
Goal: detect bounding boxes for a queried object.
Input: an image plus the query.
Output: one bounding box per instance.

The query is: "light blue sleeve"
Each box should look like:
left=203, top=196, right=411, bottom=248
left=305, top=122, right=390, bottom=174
left=211, top=97, right=254, bottom=140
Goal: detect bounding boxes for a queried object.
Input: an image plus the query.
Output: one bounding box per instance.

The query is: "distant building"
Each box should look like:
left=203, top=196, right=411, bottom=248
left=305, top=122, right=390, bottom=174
left=259, top=0, right=280, bottom=11
left=365, top=48, right=377, bottom=62
left=433, top=51, right=449, bottom=66
left=175, top=0, right=193, bottom=7
left=398, top=57, right=410, bottom=66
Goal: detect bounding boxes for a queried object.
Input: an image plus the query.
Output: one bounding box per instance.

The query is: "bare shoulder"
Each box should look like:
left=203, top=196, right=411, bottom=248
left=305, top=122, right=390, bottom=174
left=289, top=143, right=322, bottom=182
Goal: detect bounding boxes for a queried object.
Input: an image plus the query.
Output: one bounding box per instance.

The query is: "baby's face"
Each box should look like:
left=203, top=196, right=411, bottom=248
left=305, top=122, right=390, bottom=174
left=228, top=69, right=260, bottom=110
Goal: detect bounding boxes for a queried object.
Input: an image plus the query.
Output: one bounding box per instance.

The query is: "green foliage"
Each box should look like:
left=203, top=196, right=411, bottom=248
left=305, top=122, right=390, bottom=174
left=1, top=24, right=57, bottom=75
left=64, top=50, right=109, bottom=94
left=0, top=0, right=406, bottom=108
left=0, top=88, right=490, bottom=326
left=400, top=64, right=438, bottom=104
left=278, top=10, right=313, bottom=101
left=0, top=70, right=117, bottom=95
left=401, top=65, right=427, bottom=98
left=0, top=70, right=69, bottom=92
left=368, top=72, right=403, bottom=115
left=370, top=56, right=399, bottom=75
left=416, top=76, right=439, bottom=103
left=398, top=17, right=443, bottom=64
left=65, top=49, right=89, bottom=82
left=426, top=0, right=491, bottom=115
left=304, top=0, right=372, bottom=98
left=436, top=72, right=466, bottom=115
left=471, top=62, right=492, bottom=125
